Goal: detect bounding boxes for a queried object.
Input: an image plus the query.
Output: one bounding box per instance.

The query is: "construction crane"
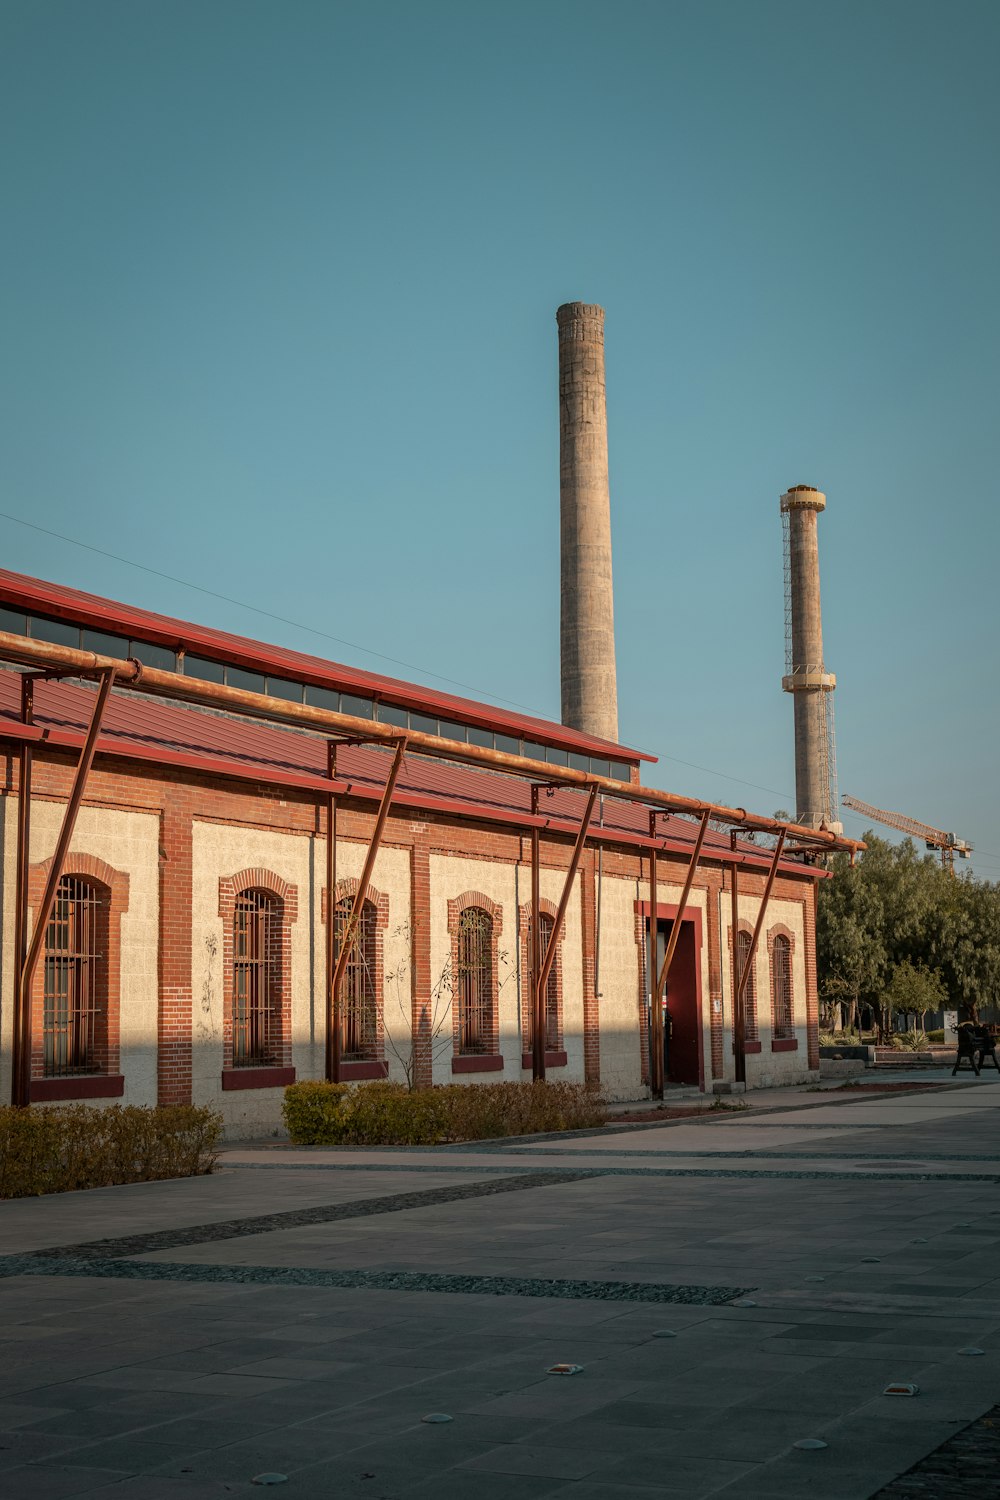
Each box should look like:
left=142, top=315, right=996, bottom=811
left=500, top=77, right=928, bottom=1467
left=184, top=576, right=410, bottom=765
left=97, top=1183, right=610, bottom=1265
left=841, top=795, right=972, bottom=873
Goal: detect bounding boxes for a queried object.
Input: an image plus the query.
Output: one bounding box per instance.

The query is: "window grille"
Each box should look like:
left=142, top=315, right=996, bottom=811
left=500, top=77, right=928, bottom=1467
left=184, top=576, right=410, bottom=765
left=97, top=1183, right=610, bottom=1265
left=457, top=907, right=493, bottom=1055
left=737, top=929, right=758, bottom=1041
left=335, top=898, right=379, bottom=1061
left=43, top=877, right=105, bottom=1077
left=233, top=890, right=280, bottom=1067
left=772, top=935, right=794, bottom=1039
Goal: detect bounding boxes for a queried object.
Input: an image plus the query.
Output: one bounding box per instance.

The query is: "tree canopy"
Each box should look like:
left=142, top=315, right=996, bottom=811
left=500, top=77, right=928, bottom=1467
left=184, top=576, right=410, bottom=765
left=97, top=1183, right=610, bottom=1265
left=817, top=835, right=1000, bottom=1032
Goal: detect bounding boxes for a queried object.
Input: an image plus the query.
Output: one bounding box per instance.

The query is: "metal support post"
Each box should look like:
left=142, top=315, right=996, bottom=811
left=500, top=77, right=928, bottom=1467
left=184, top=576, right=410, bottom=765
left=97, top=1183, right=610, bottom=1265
left=731, top=832, right=744, bottom=1086
left=328, top=739, right=407, bottom=1026
left=649, top=813, right=663, bottom=1099
left=532, top=783, right=598, bottom=1082
left=656, top=808, right=711, bottom=998
left=737, top=831, right=786, bottom=999
left=16, top=668, right=117, bottom=1108
left=11, top=675, right=34, bottom=1108
left=325, top=741, right=340, bottom=1082
left=530, top=785, right=542, bottom=1081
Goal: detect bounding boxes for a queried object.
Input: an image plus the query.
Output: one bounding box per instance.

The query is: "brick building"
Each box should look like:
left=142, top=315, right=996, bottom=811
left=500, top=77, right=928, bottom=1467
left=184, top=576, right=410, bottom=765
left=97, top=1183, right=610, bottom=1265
left=0, top=569, right=845, bottom=1138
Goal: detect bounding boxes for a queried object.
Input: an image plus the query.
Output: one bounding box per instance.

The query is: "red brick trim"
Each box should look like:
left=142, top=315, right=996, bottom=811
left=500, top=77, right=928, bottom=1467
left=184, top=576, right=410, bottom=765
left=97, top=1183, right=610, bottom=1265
left=447, top=891, right=503, bottom=1060
left=159, top=803, right=193, bottom=1106
left=28, top=852, right=130, bottom=1084
left=322, top=877, right=390, bottom=1065
left=452, top=1053, right=504, bottom=1073
left=771, top=1038, right=799, bottom=1053
left=743, top=1040, right=763, bottom=1054
left=581, top=851, right=600, bottom=1084
left=522, top=1050, right=567, bottom=1070
left=339, top=1060, right=389, bottom=1081
left=218, top=867, right=298, bottom=1071
left=767, top=922, right=798, bottom=1042
left=30, top=1074, right=125, bottom=1102
left=518, top=896, right=565, bottom=1057
left=221, top=1065, right=296, bottom=1091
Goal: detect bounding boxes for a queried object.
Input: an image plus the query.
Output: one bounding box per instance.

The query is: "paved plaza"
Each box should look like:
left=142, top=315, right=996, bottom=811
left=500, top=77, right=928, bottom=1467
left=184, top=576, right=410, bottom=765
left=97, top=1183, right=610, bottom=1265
left=2, top=1074, right=1000, bottom=1498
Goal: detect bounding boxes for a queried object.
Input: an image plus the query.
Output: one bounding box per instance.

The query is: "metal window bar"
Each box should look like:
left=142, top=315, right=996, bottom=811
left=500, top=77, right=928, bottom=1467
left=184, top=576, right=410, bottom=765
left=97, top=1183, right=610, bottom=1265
left=772, top=936, right=794, bottom=1039
left=334, top=898, right=378, bottom=1061
left=737, top=929, right=758, bottom=1041
left=43, top=877, right=104, bottom=1077
left=457, top=907, right=493, bottom=1055
left=233, top=890, right=279, bottom=1067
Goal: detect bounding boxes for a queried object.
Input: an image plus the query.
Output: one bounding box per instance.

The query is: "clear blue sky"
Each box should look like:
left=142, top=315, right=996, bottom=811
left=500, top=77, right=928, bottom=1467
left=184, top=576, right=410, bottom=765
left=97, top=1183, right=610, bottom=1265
left=2, top=0, right=997, bottom=873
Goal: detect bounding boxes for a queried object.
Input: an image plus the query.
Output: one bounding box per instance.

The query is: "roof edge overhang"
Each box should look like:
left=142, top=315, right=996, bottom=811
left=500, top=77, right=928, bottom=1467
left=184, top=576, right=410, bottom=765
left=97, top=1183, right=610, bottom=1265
left=0, top=569, right=653, bottom=765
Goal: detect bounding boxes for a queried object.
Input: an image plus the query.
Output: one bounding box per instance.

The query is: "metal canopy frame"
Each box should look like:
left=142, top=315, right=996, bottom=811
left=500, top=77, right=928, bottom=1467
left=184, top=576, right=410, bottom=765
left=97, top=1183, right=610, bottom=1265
left=0, top=630, right=864, bottom=1106
left=730, top=827, right=787, bottom=1087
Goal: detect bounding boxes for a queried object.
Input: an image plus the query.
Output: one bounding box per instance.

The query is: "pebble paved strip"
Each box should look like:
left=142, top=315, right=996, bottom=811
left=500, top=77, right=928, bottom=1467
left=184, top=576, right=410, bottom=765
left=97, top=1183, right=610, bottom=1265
left=228, top=1159, right=1000, bottom=1182
left=0, top=1253, right=753, bottom=1303
left=871, top=1402, right=1000, bottom=1497
left=22, top=1168, right=597, bottom=1261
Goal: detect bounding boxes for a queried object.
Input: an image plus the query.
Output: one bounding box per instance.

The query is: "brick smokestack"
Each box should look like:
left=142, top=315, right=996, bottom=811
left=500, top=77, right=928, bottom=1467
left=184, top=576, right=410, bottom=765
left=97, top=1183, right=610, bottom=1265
left=557, top=302, right=619, bottom=743
left=780, top=485, right=841, bottom=832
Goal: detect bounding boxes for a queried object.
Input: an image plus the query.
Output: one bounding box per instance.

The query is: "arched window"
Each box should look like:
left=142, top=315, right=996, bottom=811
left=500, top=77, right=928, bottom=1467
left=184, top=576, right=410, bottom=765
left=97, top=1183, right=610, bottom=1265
left=43, top=876, right=107, bottom=1077
left=538, top=912, right=560, bottom=1051
left=335, top=897, right=379, bottom=1061
left=736, top=929, right=758, bottom=1042
left=771, top=934, right=794, bottom=1039
left=457, top=907, right=493, bottom=1055
left=233, top=889, right=282, bottom=1067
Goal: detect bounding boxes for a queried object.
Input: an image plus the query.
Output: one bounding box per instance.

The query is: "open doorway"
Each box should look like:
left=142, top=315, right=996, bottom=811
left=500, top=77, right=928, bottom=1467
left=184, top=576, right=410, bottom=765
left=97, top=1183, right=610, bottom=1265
left=650, top=915, right=702, bottom=1087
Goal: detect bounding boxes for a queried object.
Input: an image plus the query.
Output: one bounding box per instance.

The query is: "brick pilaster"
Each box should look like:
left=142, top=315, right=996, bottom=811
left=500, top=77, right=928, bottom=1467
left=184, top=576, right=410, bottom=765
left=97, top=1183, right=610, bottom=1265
left=158, top=798, right=193, bottom=1104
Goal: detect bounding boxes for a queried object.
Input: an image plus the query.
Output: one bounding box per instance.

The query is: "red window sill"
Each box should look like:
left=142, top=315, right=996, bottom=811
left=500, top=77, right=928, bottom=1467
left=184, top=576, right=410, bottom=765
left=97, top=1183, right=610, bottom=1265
left=30, top=1075, right=125, bottom=1103
left=771, top=1038, right=799, bottom=1053
left=452, top=1054, right=504, bottom=1074
left=742, top=1040, right=763, bottom=1054
left=521, top=1051, right=568, bottom=1070
left=338, top=1060, right=389, bottom=1082
left=222, top=1066, right=296, bottom=1092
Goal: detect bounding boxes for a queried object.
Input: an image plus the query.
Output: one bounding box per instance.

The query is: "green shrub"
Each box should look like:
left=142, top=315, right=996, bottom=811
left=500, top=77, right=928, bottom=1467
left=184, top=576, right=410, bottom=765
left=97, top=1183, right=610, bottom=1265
left=888, top=1032, right=926, bottom=1051
left=282, top=1079, right=607, bottom=1146
left=926, top=1029, right=945, bottom=1044
left=0, top=1104, right=222, bottom=1199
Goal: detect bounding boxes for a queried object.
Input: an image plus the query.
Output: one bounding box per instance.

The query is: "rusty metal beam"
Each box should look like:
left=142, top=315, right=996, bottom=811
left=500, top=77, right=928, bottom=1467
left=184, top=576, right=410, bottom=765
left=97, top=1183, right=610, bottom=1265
left=328, top=738, right=407, bottom=1047
left=737, top=831, right=786, bottom=1000
left=11, top=675, right=34, bottom=1108
left=532, top=782, right=597, bottom=1084
left=655, top=809, right=711, bottom=998
left=0, top=630, right=864, bottom=854
left=648, top=813, right=663, bottom=1099
left=16, top=668, right=117, bottom=1107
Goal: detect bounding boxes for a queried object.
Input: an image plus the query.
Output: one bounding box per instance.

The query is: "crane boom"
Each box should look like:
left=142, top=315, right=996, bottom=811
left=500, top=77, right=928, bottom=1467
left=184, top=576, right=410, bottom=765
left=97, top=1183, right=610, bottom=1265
left=841, top=795, right=972, bottom=871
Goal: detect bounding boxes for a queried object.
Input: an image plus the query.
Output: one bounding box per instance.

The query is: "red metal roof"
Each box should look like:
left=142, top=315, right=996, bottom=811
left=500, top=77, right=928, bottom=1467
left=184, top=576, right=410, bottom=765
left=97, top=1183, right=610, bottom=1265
left=0, top=668, right=816, bottom=877
left=0, top=569, right=652, bottom=764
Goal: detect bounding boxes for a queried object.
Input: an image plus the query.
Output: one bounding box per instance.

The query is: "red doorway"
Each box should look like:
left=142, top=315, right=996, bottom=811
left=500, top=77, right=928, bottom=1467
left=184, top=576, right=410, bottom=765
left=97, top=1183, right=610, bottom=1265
left=642, top=901, right=705, bottom=1090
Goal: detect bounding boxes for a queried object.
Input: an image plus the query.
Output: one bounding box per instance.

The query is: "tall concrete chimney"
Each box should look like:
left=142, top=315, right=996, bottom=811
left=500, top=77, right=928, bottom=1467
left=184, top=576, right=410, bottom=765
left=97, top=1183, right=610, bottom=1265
left=557, top=301, right=619, bottom=743
left=780, top=485, right=841, bottom=831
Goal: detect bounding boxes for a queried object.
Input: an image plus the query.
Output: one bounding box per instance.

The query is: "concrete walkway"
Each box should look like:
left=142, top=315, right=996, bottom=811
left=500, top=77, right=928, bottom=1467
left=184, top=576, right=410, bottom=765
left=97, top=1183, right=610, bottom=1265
left=2, top=1075, right=1000, bottom=1498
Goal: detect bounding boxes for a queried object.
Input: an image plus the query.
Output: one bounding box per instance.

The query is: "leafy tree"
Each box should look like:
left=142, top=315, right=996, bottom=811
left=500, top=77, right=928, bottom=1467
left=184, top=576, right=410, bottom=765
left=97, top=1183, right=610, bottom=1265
left=818, top=834, right=1000, bottom=1036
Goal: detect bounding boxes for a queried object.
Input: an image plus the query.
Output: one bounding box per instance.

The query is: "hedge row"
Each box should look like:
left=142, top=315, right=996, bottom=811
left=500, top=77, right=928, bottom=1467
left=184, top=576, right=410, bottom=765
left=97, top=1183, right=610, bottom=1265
left=0, top=1104, right=223, bottom=1199
left=282, top=1079, right=607, bottom=1146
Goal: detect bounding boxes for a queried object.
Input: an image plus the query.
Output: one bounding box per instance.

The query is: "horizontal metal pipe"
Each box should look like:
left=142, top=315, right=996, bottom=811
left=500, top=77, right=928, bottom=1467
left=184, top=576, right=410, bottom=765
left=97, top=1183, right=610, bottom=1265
left=0, top=631, right=864, bottom=853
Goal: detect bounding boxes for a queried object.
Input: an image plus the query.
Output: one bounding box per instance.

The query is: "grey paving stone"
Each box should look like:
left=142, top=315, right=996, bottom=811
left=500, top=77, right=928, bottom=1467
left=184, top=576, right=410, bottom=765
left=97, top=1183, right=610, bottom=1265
left=0, top=1464, right=129, bottom=1498
left=457, top=1441, right=618, bottom=1478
